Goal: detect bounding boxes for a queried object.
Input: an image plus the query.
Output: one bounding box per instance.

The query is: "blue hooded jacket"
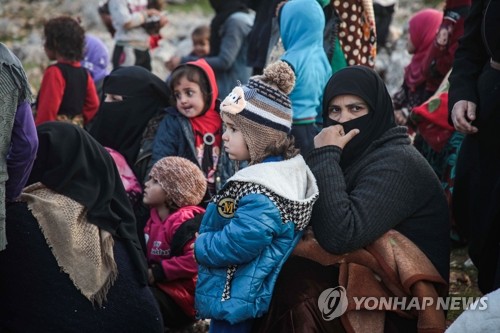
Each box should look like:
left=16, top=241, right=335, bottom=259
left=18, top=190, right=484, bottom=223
left=280, top=0, right=331, bottom=124
left=194, top=155, right=319, bottom=324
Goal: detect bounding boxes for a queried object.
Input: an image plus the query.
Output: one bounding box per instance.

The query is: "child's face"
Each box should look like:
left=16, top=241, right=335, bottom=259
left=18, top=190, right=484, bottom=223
left=192, top=35, right=210, bottom=58
left=174, top=76, right=205, bottom=118
left=221, top=114, right=250, bottom=162
left=143, top=177, right=168, bottom=207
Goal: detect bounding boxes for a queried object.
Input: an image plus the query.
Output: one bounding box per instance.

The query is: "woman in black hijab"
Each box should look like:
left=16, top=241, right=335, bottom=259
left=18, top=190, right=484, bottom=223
left=252, top=66, right=450, bottom=332
left=0, top=122, right=163, bottom=332
left=88, top=65, right=171, bottom=181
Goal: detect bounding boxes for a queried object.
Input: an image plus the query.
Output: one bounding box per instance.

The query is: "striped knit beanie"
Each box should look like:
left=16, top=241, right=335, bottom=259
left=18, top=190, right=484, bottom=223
left=220, top=60, right=295, bottom=163
left=149, top=156, right=207, bottom=207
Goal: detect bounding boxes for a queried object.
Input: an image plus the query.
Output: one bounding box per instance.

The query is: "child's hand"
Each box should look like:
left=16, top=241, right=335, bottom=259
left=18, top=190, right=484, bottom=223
left=165, top=56, right=181, bottom=71
left=394, top=109, right=408, bottom=126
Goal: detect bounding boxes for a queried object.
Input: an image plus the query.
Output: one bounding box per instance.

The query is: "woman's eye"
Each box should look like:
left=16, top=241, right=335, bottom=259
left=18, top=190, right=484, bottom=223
left=328, top=106, right=340, bottom=114
left=351, top=105, right=366, bottom=112
left=187, top=90, right=194, bottom=97
left=174, top=93, right=180, bottom=99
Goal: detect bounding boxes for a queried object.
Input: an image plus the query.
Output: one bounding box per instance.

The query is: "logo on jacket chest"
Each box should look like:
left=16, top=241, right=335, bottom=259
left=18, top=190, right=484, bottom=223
left=217, top=197, right=235, bottom=218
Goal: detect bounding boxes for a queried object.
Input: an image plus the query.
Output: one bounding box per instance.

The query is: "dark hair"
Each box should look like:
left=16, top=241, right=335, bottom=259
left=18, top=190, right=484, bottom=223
left=44, top=16, right=85, bottom=61
left=251, top=133, right=300, bottom=165
left=169, top=65, right=211, bottom=112
left=192, top=25, right=210, bottom=39
left=147, top=0, right=164, bottom=10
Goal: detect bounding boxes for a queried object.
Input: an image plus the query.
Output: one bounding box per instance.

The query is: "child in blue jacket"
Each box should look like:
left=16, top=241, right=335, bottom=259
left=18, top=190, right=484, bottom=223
left=194, top=61, right=319, bottom=332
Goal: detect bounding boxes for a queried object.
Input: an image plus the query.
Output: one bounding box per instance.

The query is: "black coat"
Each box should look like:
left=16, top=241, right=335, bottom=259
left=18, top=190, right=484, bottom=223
left=0, top=202, right=163, bottom=332
left=448, top=0, right=500, bottom=293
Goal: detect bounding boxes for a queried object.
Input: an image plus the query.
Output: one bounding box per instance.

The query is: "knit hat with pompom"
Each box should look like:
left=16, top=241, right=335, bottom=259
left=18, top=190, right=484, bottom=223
left=220, top=60, right=295, bottom=163
left=149, top=156, right=207, bottom=207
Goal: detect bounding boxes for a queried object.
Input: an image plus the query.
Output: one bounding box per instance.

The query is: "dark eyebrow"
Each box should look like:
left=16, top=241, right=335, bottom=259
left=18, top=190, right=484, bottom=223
left=328, top=102, right=367, bottom=108
left=346, top=102, right=368, bottom=108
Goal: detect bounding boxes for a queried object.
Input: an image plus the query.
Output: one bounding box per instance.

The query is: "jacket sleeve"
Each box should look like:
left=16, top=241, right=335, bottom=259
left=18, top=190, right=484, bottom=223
left=203, top=15, right=250, bottom=71
left=82, top=72, right=99, bottom=124
left=150, top=114, right=180, bottom=167
left=307, top=146, right=419, bottom=254
left=448, top=0, right=488, bottom=116
left=6, top=102, right=38, bottom=201
left=160, top=240, right=198, bottom=280
left=35, top=66, right=64, bottom=125
left=195, top=193, right=282, bottom=268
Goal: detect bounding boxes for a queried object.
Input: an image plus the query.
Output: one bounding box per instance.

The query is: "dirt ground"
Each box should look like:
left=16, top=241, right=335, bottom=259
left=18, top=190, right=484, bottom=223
left=446, top=245, right=483, bottom=326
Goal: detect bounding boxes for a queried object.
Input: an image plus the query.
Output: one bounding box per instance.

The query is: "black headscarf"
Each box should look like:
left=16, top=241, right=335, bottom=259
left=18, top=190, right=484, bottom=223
left=88, top=66, right=171, bottom=168
left=322, top=65, right=396, bottom=170
left=28, top=122, right=148, bottom=284
left=209, top=0, right=249, bottom=56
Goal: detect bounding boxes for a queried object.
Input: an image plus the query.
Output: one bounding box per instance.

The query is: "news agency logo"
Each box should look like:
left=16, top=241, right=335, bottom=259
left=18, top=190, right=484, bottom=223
left=318, top=287, right=488, bottom=321
left=318, top=286, right=348, bottom=320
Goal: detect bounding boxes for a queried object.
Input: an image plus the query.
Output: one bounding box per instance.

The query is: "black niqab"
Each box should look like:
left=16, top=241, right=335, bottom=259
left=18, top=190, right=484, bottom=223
left=88, top=66, right=171, bottom=168
left=28, top=122, right=148, bottom=284
left=322, top=65, right=396, bottom=170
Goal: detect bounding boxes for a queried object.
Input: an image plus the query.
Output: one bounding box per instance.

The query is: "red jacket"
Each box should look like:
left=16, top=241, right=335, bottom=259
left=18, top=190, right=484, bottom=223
left=36, top=61, right=99, bottom=125
left=144, top=205, right=205, bottom=318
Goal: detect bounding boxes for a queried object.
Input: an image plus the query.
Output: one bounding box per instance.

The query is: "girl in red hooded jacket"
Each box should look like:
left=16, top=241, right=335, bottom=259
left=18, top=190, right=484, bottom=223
left=143, top=156, right=206, bottom=329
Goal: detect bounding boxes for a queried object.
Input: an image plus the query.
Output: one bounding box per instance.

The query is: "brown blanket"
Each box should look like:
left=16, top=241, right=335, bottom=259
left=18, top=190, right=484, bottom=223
left=293, top=229, right=448, bottom=333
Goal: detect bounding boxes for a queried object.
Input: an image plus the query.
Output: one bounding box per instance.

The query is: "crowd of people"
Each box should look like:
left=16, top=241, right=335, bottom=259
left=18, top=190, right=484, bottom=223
left=1, top=0, right=498, bottom=331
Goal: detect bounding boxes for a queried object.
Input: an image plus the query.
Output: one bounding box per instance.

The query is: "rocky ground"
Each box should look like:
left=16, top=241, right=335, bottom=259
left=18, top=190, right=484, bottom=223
left=1, top=0, right=481, bottom=330
left=1, top=0, right=413, bottom=93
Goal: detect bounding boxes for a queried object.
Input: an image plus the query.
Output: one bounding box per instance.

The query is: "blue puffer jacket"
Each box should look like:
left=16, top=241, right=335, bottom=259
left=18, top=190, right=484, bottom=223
left=194, top=155, right=319, bottom=324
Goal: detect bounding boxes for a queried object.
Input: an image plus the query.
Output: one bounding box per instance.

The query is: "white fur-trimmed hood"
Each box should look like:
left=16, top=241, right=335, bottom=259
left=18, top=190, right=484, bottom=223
left=228, top=155, right=319, bottom=202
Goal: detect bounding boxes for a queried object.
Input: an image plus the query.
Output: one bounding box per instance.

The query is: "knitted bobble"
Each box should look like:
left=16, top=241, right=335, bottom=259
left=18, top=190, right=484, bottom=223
left=261, top=61, right=296, bottom=95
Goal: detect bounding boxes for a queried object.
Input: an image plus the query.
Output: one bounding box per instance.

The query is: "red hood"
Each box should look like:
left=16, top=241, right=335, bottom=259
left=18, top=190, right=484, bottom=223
left=185, top=58, right=218, bottom=113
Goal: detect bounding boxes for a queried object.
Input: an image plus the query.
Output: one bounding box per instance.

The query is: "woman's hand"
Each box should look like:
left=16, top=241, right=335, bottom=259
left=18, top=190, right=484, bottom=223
left=165, top=56, right=181, bottom=71
left=451, top=100, right=478, bottom=134
left=314, top=125, right=359, bottom=149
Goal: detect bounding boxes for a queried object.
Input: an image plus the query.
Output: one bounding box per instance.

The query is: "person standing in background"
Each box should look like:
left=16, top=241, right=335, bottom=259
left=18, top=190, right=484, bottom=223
left=373, top=0, right=397, bottom=50
left=278, top=0, right=331, bottom=156
left=108, top=0, right=167, bottom=71
left=448, top=0, right=500, bottom=294
left=166, top=1, right=254, bottom=99
left=35, top=16, right=100, bottom=127
left=0, top=43, right=38, bottom=252
left=82, top=34, right=110, bottom=97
